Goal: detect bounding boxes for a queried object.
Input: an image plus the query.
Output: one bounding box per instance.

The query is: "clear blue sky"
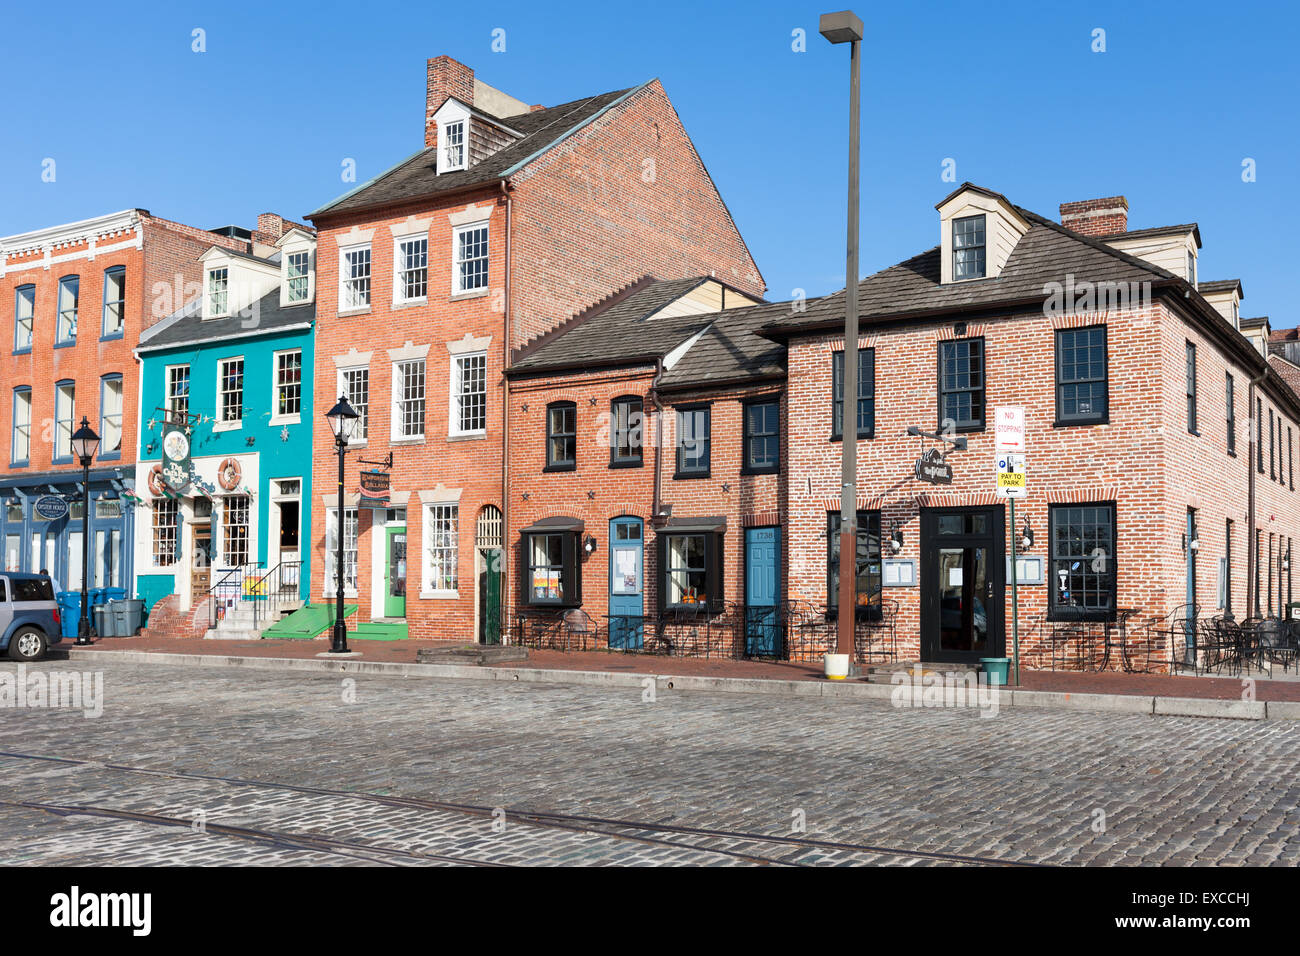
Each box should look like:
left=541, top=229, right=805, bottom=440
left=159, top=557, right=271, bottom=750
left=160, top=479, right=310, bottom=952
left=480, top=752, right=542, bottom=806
left=2, top=0, right=1296, bottom=324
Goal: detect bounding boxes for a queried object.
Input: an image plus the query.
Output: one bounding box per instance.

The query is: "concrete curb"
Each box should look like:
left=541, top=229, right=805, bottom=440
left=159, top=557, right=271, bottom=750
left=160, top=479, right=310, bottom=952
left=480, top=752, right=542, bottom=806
left=62, top=648, right=1293, bottom=720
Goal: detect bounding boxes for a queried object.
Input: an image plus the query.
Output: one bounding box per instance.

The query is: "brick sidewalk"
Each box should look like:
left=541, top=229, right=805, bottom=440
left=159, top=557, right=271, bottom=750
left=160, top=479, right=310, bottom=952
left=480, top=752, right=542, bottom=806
left=62, top=631, right=1300, bottom=702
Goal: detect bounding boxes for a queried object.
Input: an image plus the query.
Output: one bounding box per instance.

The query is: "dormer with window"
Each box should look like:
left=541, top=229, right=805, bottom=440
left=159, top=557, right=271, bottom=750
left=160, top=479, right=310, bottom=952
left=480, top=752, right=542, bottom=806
left=1199, top=279, right=1243, bottom=330
left=434, top=99, right=470, bottom=173
left=276, top=228, right=317, bottom=307
left=936, top=184, right=1031, bottom=284
left=1100, top=223, right=1202, bottom=285
left=198, top=246, right=280, bottom=320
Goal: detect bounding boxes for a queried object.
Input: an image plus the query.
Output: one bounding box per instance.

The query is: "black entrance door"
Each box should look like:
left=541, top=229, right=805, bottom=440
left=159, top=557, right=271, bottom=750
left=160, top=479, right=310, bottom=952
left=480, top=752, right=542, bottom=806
left=920, top=507, right=1005, bottom=664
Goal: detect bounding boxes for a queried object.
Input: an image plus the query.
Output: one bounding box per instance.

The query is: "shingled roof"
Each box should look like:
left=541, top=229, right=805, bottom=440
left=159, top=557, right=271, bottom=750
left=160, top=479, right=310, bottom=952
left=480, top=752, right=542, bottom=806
left=139, top=290, right=314, bottom=352
left=658, top=304, right=788, bottom=391
left=308, top=86, right=642, bottom=219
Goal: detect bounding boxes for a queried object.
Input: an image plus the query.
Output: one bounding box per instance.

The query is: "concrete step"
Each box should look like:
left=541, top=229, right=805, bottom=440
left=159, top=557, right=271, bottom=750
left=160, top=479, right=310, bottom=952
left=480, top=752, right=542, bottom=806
left=416, top=644, right=530, bottom=666
left=863, top=661, right=981, bottom=684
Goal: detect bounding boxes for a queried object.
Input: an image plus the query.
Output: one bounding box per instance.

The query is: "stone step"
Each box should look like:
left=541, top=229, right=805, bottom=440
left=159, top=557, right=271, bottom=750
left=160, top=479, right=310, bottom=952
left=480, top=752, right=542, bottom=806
left=863, top=661, right=981, bottom=684
left=416, top=644, right=530, bottom=666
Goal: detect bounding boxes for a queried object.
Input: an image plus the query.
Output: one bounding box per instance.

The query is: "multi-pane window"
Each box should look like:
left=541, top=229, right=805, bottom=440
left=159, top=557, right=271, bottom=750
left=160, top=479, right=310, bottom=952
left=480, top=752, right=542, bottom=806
left=1290, top=427, right=1294, bottom=491
left=527, top=533, right=573, bottom=605
left=394, top=359, right=426, bottom=439
left=952, top=214, right=986, bottom=280
left=453, top=352, right=486, bottom=434
left=1055, top=326, right=1107, bottom=424
left=219, top=357, right=244, bottom=424
left=1185, top=342, right=1198, bottom=433
left=1225, top=520, right=1234, bottom=615
left=832, top=349, right=875, bottom=439
left=54, top=381, right=75, bottom=460
left=152, top=499, right=179, bottom=567
left=275, top=350, right=302, bottom=418
left=396, top=237, right=428, bottom=302
left=166, top=365, right=190, bottom=423
left=286, top=251, right=310, bottom=303
left=827, top=511, right=883, bottom=619
left=546, top=401, right=576, bottom=470
left=102, top=266, right=126, bottom=336
left=611, top=396, right=644, bottom=466
left=939, top=338, right=985, bottom=430
left=1049, top=504, right=1117, bottom=621
left=339, top=367, right=369, bottom=441
left=341, top=246, right=371, bottom=309
left=424, top=503, right=459, bottom=592
left=56, top=275, right=78, bottom=343
left=453, top=223, right=489, bottom=294
left=13, top=285, right=34, bottom=351
left=1258, top=398, right=1265, bottom=474
left=100, top=376, right=123, bottom=455
left=676, top=406, right=711, bottom=476
left=1226, top=372, right=1236, bottom=455
left=1269, top=409, right=1276, bottom=480
left=207, top=267, right=229, bottom=316
left=324, top=507, right=359, bottom=593
left=744, top=399, right=780, bottom=473
left=223, top=496, right=251, bottom=567
left=442, top=119, right=466, bottom=170
left=11, top=388, right=31, bottom=465
left=666, top=534, right=708, bottom=607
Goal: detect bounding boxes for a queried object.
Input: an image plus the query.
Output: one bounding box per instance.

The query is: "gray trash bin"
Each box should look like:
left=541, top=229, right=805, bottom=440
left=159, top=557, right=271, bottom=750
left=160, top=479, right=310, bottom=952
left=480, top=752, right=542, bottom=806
left=92, top=604, right=113, bottom=637
left=110, top=599, right=145, bottom=636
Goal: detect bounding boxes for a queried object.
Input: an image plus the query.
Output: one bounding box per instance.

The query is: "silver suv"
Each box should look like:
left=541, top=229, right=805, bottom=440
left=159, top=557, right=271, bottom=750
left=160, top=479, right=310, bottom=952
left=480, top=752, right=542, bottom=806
left=0, top=572, right=61, bottom=661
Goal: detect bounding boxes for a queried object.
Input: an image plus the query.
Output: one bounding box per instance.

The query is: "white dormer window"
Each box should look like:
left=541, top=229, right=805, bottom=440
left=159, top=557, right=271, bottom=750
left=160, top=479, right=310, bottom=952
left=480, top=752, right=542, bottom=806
left=286, top=251, right=310, bottom=302
left=1187, top=250, right=1197, bottom=287
left=442, top=120, right=466, bottom=171
left=953, top=215, right=986, bottom=280
left=208, top=267, right=229, bottom=317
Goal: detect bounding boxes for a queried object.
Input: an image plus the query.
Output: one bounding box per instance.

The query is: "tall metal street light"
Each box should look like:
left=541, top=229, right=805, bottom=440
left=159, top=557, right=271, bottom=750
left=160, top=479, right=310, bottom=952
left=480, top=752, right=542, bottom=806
left=325, top=397, right=360, bottom=654
left=820, top=10, right=865, bottom=669
left=70, top=417, right=101, bottom=646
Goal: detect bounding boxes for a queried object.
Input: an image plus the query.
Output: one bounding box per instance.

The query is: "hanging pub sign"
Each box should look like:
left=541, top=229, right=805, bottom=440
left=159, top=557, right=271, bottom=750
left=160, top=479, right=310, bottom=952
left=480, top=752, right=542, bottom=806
left=359, top=468, right=391, bottom=501
left=33, top=495, right=70, bottom=521
left=914, top=447, right=953, bottom=484
left=160, top=422, right=192, bottom=492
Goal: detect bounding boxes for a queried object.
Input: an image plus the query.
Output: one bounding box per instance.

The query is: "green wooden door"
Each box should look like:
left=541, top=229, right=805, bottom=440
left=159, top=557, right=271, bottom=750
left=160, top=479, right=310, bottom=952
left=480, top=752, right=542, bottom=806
left=479, top=548, right=503, bottom=644
left=384, top=527, right=407, bottom=618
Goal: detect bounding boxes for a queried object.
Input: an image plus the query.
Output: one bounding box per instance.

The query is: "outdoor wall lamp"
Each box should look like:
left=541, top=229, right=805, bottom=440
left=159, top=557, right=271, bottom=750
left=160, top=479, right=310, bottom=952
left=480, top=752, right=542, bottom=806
left=1020, top=519, right=1034, bottom=552
left=583, top=534, right=598, bottom=555
left=889, top=523, right=904, bottom=554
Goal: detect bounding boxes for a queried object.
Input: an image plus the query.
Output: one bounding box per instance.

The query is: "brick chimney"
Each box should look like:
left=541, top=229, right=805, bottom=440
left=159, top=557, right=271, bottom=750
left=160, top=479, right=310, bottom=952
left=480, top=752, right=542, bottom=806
left=425, top=56, right=475, bottom=148
left=1059, top=196, right=1129, bottom=238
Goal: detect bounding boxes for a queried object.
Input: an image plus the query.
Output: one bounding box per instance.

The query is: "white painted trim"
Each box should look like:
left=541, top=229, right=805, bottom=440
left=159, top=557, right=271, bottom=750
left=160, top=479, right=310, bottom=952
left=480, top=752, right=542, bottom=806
left=446, top=331, right=492, bottom=354
left=337, top=241, right=373, bottom=312
left=332, top=347, right=373, bottom=369
left=0, top=232, right=142, bottom=277
left=417, top=484, right=463, bottom=504
left=447, top=203, right=492, bottom=227
left=451, top=220, right=489, bottom=295
left=386, top=340, right=430, bottom=361
left=448, top=350, right=488, bottom=438
left=388, top=215, right=433, bottom=238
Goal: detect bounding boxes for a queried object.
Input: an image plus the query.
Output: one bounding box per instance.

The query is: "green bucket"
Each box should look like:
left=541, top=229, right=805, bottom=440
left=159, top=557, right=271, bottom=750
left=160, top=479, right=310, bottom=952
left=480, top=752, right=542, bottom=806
left=979, top=657, right=1011, bottom=686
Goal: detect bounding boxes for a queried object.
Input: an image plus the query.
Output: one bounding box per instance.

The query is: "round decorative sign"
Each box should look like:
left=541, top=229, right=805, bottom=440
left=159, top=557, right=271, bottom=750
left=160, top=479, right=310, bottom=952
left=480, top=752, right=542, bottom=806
left=34, top=495, right=70, bottom=521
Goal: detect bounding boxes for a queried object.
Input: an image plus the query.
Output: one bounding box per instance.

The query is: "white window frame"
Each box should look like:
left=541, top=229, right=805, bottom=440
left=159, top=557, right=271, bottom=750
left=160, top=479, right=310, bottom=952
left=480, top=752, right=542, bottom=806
left=53, top=382, right=75, bottom=461
left=11, top=388, right=32, bottom=465
left=282, top=248, right=313, bottom=305
left=323, top=506, right=359, bottom=597
left=452, top=221, right=489, bottom=295
left=221, top=494, right=252, bottom=568
left=449, top=351, right=487, bottom=437
left=391, top=358, right=426, bottom=442
left=440, top=118, right=467, bottom=173
left=165, top=364, right=190, bottom=424
left=337, top=365, right=369, bottom=445
left=338, top=244, right=372, bottom=312
left=99, top=375, right=123, bottom=455
left=215, top=356, right=245, bottom=431
left=421, top=502, right=459, bottom=597
left=152, top=498, right=179, bottom=568
left=393, top=234, right=429, bottom=305
left=270, top=349, right=303, bottom=425
left=207, top=266, right=230, bottom=318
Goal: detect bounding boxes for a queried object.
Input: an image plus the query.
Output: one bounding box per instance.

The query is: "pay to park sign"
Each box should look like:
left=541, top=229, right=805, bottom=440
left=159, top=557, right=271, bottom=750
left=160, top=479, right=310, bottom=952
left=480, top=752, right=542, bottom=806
left=996, top=453, right=1026, bottom=498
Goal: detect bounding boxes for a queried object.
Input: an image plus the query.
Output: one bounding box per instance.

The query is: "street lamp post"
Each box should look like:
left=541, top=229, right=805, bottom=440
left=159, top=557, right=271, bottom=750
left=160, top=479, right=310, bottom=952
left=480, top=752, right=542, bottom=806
left=821, top=10, right=865, bottom=668
left=70, top=417, right=101, bottom=646
left=325, top=397, right=360, bottom=654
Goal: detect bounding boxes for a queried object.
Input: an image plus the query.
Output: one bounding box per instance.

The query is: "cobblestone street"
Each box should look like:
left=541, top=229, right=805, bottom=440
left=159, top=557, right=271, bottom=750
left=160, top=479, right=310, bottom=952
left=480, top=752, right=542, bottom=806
left=1, top=660, right=1298, bottom=866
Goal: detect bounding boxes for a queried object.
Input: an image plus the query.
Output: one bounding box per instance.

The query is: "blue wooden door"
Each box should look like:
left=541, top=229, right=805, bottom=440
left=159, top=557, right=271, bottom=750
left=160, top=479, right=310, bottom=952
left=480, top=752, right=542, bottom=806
left=746, top=526, right=780, bottom=657
left=608, top=517, right=644, bottom=649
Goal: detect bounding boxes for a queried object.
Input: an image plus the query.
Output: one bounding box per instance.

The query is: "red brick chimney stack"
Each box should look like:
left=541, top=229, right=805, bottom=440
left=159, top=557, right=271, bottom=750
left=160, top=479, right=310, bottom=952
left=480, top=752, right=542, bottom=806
left=1059, top=197, right=1129, bottom=238
left=425, top=56, right=475, bottom=148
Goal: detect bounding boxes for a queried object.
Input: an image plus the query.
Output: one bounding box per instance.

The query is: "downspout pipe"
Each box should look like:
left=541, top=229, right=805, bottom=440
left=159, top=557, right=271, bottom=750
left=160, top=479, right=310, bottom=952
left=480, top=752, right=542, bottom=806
left=1247, top=370, right=1266, bottom=618
left=501, top=179, right=513, bottom=636
left=648, top=357, right=666, bottom=528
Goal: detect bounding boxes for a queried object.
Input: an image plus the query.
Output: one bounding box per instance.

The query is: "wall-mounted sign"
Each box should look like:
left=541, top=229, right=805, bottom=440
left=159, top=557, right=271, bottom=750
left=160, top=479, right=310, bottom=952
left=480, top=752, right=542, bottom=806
left=996, top=452, right=1027, bottom=498
left=882, top=558, right=917, bottom=587
left=359, top=469, right=391, bottom=498
left=160, top=423, right=192, bottom=492
left=914, top=448, right=953, bottom=484
left=994, top=405, right=1026, bottom=452
left=1006, top=554, right=1045, bottom=585
left=33, top=495, right=70, bottom=521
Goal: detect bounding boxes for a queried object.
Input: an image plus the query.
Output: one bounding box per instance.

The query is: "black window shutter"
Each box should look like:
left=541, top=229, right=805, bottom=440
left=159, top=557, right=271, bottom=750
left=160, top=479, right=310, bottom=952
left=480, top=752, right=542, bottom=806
left=708, top=532, right=725, bottom=613
left=561, top=532, right=580, bottom=606
left=519, top=535, right=532, bottom=605
left=657, top=533, right=668, bottom=614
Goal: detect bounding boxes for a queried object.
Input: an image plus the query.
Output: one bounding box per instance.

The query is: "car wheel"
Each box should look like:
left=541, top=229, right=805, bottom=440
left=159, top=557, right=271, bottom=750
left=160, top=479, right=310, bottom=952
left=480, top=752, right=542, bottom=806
left=8, top=627, right=47, bottom=662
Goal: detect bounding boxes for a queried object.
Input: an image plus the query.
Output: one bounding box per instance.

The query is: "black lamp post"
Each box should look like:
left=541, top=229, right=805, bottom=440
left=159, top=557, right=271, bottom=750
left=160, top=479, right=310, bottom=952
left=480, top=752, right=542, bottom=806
left=70, top=417, right=100, bottom=646
left=325, top=397, right=359, bottom=653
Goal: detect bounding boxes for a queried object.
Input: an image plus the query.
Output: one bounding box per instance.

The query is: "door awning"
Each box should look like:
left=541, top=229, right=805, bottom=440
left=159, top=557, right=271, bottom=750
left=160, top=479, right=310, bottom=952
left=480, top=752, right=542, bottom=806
left=655, top=515, right=727, bottom=534
left=520, top=515, right=585, bottom=535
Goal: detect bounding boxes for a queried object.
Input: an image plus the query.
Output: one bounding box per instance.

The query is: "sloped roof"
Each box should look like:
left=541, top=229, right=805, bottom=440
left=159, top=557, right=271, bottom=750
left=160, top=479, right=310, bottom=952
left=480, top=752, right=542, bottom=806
left=1198, top=278, right=1242, bottom=296
left=658, top=304, right=788, bottom=391
left=1097, top=223, right=1202, bottom=246
left=309, top=86, right=642, bottom=219
left=138, top=290, right=314, bottom=352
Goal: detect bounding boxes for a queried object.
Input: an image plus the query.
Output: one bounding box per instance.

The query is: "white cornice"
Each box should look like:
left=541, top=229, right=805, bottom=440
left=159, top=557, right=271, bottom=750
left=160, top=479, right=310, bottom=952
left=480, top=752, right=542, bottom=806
left=0, top=209, right=143, bottom=259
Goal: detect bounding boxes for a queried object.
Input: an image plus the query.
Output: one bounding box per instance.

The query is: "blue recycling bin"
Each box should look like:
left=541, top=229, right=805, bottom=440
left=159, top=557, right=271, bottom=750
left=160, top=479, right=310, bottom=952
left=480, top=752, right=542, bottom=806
left=89, top=587, right=107, bottom=607
left=102, top=587, right=127, bottom=604
left=56, top=592, right=82, bottom=638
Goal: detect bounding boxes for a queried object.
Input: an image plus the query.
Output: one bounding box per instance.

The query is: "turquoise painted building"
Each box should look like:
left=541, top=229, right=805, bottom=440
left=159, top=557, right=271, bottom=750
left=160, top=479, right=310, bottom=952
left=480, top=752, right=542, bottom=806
left=133, top=231, right=317, bottom=617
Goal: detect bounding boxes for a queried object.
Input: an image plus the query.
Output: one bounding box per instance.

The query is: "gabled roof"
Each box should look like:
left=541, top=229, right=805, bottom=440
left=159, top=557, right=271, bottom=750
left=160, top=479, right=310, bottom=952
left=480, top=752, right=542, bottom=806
left=1199, top=278, right=1243, bottom=296
left=138, top=290, right=314, bottom=353
left=658, top=303, right=788, bottom=391
left=308, top=86, right=643, bottom=219
left=1099, top=223, right=1203, bottom=248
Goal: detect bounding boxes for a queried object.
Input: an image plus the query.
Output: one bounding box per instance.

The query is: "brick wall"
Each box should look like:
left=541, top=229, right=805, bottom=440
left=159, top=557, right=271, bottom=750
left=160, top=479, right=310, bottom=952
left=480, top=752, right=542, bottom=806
left=1060, top=197, right=1129, bottom=238
left=425, top=56, right=475, bottom=148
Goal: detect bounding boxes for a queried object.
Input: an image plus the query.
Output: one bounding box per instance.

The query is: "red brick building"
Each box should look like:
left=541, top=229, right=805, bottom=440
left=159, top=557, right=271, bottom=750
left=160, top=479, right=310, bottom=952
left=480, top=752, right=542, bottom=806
left=761, top=184, right=1300, bottom=670
left=305, top=56, right=764, bottom=640
left=0, top=209, right=250, bottom=594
